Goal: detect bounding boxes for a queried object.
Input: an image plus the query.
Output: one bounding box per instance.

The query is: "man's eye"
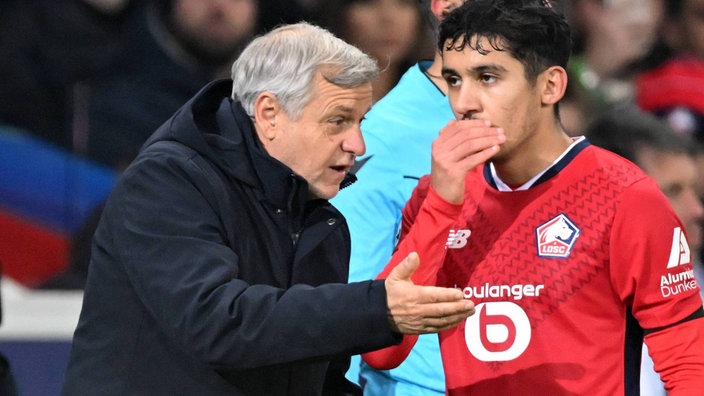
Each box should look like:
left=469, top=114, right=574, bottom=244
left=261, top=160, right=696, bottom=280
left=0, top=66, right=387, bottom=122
left=480, top=74, right=497, bottom=83
left=445, top=76, right=461, bottom=87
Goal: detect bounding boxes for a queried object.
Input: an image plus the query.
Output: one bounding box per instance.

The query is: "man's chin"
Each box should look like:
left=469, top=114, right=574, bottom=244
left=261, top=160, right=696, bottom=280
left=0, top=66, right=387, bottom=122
left=308, top=186, right=339, bottom=201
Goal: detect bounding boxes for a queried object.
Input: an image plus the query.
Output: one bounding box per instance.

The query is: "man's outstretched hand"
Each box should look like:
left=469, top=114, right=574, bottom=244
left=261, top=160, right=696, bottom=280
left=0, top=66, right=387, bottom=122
left=385, top=252, right=475, bottom=334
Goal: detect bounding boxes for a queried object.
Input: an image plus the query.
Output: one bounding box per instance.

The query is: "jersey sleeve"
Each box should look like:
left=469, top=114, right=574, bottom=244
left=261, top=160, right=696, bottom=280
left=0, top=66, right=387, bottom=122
left=363, top=177, right=464, bottom=370
left=644, top=315, right=704, bottom=395
left=609, top=178, right=702, bottom=327
left=375, top=176, right=464, bottom=284
left=610, top=178, right=704, bottom=391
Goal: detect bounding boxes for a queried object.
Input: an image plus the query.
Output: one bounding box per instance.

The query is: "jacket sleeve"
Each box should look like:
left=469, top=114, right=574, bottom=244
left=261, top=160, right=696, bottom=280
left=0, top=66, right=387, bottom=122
left=323, top=355, right=363, bottom=396
left=362, top=177, right=463, bottom=369
left=107, top=153, right=401, bottom=369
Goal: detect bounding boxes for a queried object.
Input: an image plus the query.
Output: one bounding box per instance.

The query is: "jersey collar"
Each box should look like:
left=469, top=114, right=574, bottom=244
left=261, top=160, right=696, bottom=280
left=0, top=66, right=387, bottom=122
left=485, top=136, right=590, bottom=191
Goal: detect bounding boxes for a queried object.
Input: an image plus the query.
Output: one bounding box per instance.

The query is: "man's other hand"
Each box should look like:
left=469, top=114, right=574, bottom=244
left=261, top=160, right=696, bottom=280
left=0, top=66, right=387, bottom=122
left=385, top=252, right=475, bottom=334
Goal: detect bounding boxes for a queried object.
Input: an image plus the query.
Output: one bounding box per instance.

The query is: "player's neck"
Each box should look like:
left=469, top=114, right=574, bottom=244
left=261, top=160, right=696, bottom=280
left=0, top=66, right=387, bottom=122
left=492, top=128, right=573, bottom=188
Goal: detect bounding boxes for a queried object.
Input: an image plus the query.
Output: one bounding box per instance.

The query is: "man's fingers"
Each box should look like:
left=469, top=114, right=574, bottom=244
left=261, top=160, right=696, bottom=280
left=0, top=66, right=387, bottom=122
left=437, top=128, right=505, bottom=158
left=394, top=297, right=476, bottom=334
left=438, top=118, right=504, bottom=141
left=416, top=311, right=475, bottom=333
left=419, top=293, right=475, bottom=318
left=457, top=144, right=501, bottom=168
left=439, top=118, right=491, bottom=134
left=388, top=252, right=420, bottom=281
left=415, top=284, right=466, bottom=303
left=385, top=252, right=476, bottom=335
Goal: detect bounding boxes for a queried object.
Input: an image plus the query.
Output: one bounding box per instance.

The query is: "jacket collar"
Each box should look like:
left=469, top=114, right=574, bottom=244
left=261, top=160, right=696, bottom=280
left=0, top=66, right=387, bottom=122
left=145, top=79, right=355, bottom=211
left=144, top=79, right=308, bottom=211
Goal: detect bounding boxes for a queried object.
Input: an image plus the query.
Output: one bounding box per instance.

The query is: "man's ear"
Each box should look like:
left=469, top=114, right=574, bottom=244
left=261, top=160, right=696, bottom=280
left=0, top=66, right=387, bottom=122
left=430, top=0, right=452, bottom=20
left=253, top=92, right=280, bottom=141
left=540, top=66, right=568, bottom=106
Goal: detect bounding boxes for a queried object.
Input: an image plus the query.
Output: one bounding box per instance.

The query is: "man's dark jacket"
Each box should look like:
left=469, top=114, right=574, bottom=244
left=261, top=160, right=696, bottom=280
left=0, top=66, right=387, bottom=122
left=61, top=80, right=399, bottom=395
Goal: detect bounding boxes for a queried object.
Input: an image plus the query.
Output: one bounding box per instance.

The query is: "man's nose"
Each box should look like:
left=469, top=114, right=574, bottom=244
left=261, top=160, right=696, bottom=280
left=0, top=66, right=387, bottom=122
left=454, top=87, right=481, bottom=120
left=343, top=126, right=366, bottom=157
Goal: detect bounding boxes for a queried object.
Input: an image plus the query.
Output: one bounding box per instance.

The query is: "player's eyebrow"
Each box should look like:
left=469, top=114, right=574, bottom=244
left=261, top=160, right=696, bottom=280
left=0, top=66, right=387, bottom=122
left=472, top=64, right=508, bottom=74
left=442, top=63, right=508, bottom=76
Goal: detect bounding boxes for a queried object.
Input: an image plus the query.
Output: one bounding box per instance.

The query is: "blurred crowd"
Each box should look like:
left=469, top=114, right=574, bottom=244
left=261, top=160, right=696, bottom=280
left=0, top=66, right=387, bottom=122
left=0, top=0, right=435, bottom=289
left=0, top=0, right=435, bottom=171
left=0, top=0, right=702, bottom=289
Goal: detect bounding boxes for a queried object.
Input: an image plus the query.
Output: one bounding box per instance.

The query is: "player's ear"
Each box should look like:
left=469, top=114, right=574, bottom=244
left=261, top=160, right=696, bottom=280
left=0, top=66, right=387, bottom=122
left=540, top=66, right=567, bottom=106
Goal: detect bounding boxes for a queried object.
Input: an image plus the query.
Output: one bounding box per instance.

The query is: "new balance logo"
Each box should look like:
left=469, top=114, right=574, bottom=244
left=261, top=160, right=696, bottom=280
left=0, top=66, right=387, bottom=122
left=667, top=227, right=691, bottom=268
left=447, top=229, right=471, bottom=249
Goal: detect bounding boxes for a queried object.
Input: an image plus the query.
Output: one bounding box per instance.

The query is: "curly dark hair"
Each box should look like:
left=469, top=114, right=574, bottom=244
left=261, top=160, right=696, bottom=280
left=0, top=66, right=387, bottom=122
left=438, top=0, right=571, bottom=83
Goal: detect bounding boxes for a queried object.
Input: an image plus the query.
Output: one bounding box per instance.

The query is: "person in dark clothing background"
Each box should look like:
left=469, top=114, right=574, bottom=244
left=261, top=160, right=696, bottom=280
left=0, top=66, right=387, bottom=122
left=0, top=0, right=139, bottom=149
left=0, top=0, right=257, bottom=167
left=31, top=0, right=262, bottom=291
left=85, top=0, right=259, bottom=170
left=60, top=22, right=475, bottom=395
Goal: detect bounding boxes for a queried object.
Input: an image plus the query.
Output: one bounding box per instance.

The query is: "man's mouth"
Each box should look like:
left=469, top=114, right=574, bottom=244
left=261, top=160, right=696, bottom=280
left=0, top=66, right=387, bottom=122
left=331, top=164, right=351, bottom=173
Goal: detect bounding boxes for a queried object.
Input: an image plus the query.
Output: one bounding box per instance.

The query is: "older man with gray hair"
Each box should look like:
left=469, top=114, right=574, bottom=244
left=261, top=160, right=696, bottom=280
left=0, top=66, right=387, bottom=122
left=61, top=22, right=474, bottom=396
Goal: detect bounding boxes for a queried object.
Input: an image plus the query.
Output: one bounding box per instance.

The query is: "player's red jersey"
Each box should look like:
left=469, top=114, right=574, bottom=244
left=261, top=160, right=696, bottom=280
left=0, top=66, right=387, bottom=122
left=365, top=139, right=704, bottom=395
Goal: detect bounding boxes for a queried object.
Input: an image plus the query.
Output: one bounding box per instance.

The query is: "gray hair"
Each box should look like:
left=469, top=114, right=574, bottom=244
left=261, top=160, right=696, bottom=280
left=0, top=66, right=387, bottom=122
left=231, top=22, right=379, bottom=120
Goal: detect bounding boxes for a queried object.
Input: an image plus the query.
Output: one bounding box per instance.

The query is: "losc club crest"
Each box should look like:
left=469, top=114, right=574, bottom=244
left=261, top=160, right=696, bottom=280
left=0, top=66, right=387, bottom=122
left=536, top=214, right=580, bottom=258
